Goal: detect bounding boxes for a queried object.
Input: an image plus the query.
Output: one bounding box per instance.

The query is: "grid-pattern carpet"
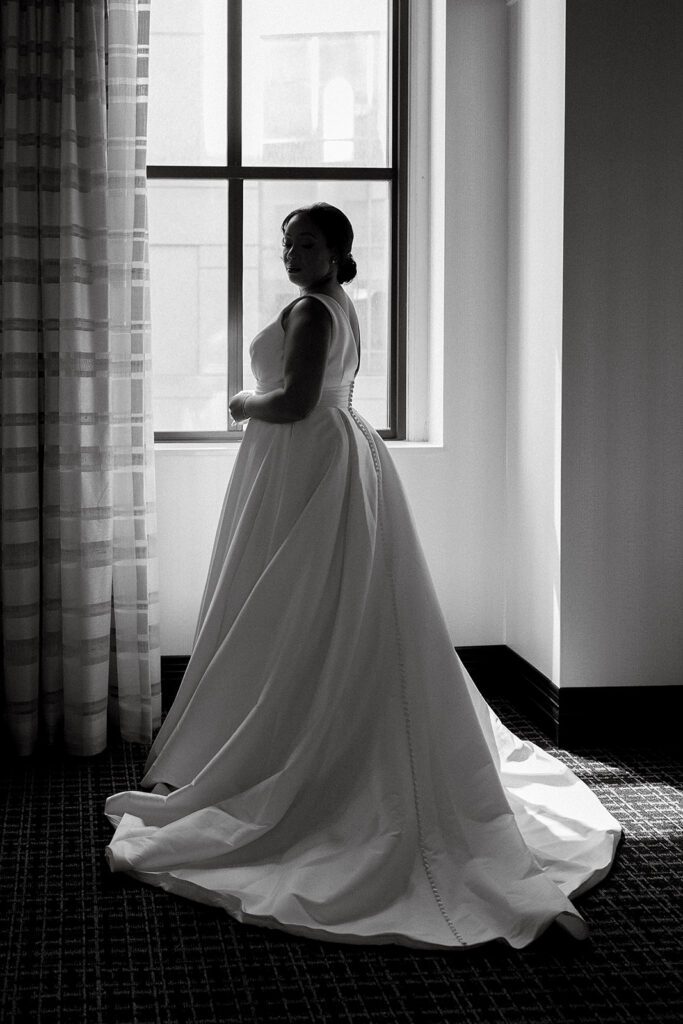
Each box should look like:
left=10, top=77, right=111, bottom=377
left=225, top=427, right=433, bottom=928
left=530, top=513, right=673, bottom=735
left=1, top=698, right=681, bottom=1024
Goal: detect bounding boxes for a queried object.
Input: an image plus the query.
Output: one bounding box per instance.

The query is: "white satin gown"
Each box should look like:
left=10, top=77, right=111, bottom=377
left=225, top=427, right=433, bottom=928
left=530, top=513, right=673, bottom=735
left=105, top=293, right=621, bottom=949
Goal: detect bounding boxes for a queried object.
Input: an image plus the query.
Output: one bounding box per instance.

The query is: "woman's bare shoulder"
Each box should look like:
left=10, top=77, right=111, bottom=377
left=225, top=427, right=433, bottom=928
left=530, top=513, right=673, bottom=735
left=280, top=294, right=334, bottom=330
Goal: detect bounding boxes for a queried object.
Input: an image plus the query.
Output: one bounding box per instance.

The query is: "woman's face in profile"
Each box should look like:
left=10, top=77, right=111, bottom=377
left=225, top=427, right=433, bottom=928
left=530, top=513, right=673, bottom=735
left=281, top=213, right=336, bottom=290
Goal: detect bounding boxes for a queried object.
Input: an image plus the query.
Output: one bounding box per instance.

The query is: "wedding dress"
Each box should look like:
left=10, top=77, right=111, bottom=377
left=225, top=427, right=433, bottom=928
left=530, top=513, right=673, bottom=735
left=105, top=293, right=621, bottom=949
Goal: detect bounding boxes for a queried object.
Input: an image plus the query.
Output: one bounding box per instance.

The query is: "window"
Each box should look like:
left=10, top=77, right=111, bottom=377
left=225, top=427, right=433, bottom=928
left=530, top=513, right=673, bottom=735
left=148, top=0, right=407, bottom=441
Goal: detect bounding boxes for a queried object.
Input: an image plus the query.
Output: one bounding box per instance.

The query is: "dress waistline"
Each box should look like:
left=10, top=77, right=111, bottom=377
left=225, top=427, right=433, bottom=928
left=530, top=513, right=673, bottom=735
left=254, top=382, right=354, bottom=409
left=316, top=383, right=355, bottom=409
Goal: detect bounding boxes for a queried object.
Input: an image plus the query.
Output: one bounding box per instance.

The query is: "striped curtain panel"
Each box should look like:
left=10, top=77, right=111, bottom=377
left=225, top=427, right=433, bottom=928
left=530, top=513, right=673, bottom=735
left=0, top=0, right=161, bottom=756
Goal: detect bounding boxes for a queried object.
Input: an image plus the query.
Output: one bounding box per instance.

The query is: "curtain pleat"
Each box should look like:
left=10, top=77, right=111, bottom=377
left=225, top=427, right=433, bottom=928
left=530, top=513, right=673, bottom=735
left=106, top=0, right=160, bottom=745
left=0, top=0, right=160, bottom=756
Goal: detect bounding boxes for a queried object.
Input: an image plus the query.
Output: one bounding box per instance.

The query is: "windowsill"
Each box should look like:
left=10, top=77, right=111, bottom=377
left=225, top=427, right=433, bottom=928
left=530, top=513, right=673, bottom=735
left=387, top=440, right=444, bottom=450
left=154, top=439, right=445, bottom=453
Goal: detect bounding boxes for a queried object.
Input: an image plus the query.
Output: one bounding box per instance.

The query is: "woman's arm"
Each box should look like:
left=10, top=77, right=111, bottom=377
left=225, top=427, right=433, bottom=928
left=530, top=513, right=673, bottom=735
left=231, top=297, right=332, bottom=424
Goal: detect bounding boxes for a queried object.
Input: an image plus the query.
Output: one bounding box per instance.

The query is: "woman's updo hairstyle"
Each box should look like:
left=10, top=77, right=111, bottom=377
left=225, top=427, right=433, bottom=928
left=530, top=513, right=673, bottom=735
left=281, top=202, right=357, bottom=284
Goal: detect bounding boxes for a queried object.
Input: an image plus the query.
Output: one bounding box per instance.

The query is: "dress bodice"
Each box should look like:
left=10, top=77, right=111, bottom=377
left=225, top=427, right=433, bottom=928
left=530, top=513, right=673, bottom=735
left=249, top=293, right=359, bottom=399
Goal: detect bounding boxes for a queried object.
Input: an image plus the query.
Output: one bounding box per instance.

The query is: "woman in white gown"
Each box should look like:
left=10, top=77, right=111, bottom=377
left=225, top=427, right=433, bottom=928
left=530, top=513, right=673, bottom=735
left=105, top=203, right=621, bottom=950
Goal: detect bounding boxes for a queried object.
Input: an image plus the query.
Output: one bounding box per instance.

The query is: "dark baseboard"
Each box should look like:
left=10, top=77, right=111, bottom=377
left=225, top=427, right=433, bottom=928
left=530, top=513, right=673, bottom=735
left=557, top=683, right=682, bottom=748
left=162, top=650, right=683, bottom=750
left=456, top=645, right=682, bottom=749
left=161, top=655, right=190, bottom=706
left=456, top=645, right=560, bottom=739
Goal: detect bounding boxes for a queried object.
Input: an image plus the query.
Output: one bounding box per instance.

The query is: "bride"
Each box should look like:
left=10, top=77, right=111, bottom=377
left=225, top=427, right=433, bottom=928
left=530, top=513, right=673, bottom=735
left=105, top=203, right=621, bottom=950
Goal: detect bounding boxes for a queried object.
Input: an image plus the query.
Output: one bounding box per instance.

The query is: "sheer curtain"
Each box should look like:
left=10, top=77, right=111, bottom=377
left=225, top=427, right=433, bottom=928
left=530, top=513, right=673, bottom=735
left=0, top=0, right=160, bottom=756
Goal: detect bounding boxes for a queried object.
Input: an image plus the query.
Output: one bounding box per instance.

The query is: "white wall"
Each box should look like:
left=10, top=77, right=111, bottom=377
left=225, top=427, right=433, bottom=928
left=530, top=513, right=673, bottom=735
left=155, top=0, right=510, bottom=655
left=155, top=0, right=683, bottom=695
left=435, top=0, right=508, bottom=642
left=560, top=0, right=683, bottom=688
left=503, top=0, right=683, bottom=691
left=504, top=0, right=566, bottom=683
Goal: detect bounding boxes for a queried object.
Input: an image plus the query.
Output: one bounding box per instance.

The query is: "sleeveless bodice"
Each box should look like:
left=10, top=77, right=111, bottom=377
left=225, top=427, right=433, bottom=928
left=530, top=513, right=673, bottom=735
left=249, top=293, right=359, bottom=408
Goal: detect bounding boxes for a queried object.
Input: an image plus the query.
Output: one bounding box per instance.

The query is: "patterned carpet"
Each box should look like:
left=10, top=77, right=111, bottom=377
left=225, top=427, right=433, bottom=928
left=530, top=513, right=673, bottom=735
left=0, top=698, right=681, bottom=1024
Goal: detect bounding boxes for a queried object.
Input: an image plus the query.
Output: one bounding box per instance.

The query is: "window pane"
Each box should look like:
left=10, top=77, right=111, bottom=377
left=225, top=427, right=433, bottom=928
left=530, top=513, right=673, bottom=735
left=148, top=0, right=227, bottom=165
left=149, top=181, right=228, bottom=432
left=242, top=1, right=390, bottom=168
left=243, top=181, right=390, bottom=430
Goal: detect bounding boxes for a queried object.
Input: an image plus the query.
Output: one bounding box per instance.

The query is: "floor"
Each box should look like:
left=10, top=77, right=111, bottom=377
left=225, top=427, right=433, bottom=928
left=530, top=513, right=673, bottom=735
left=1, top=697, right=681, bottom=1024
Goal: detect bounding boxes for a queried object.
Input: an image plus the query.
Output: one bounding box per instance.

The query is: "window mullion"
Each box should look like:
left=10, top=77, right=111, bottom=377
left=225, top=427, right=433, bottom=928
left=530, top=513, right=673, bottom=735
left=227, top=0, right=242, bottom=165
left=227, top=0, right=243, bottom=429
left=227, top=179, right=243, bottom=423
left=391, top=0, right=408, bottom=440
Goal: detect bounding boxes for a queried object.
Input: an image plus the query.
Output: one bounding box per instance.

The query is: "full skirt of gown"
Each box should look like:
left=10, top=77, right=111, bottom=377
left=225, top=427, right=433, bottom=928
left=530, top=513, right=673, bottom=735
left=105, top=393, right=621, bottom=950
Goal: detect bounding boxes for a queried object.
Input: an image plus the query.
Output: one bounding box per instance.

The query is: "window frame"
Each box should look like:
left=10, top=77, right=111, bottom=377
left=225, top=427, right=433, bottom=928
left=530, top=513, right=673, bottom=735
left=150, top=0, right=408, bottom=442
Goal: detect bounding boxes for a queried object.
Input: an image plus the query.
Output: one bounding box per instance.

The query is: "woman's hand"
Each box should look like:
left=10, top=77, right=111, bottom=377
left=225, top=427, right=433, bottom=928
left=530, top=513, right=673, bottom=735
left=229, top=390, right=254, bottom=423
